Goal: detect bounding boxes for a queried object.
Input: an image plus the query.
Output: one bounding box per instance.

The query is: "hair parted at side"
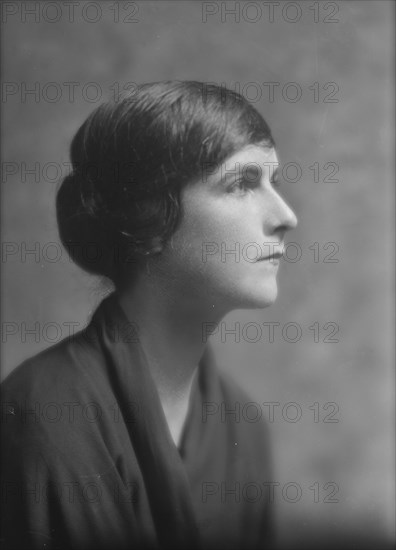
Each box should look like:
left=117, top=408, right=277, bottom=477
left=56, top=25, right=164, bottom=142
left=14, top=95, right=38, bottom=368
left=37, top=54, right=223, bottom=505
left=56, top=80, right=275, bottom=287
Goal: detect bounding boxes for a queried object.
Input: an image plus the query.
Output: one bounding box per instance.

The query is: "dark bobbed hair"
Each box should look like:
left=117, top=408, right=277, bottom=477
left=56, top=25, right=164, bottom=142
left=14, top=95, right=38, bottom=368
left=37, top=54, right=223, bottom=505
left=56, top=81, right=275, bottom=287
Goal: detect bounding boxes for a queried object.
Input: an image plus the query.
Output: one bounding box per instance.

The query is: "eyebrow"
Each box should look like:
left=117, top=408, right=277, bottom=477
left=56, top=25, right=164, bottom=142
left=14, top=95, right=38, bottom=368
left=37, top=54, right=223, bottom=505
left=219, top=161, right=280, bottom=184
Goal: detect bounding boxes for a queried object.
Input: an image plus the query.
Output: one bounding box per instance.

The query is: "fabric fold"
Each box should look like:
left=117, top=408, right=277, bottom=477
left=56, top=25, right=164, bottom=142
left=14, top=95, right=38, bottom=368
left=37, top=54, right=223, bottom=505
left=90, top=293, right=202, bottom=550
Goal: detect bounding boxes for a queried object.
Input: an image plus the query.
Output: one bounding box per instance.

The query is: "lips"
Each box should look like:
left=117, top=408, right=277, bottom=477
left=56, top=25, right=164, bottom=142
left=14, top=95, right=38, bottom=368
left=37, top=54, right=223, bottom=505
left=256, top=251, right=283, bottom=262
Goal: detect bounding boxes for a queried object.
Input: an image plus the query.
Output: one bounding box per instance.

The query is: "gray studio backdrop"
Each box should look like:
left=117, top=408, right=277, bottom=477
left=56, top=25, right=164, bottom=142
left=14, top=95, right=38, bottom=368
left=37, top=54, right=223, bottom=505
left=1, top=1, right=394, bottom=548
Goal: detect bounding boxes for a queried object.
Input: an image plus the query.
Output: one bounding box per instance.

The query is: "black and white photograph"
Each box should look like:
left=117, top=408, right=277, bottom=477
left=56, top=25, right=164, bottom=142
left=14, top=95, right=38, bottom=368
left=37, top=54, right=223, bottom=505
left=1, top=1, right=394, bottom=549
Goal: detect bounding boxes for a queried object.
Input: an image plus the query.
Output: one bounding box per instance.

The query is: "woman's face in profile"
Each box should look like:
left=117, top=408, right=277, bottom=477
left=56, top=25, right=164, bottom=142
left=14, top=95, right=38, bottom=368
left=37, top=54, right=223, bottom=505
left=155, top=145, right=298, bottom=311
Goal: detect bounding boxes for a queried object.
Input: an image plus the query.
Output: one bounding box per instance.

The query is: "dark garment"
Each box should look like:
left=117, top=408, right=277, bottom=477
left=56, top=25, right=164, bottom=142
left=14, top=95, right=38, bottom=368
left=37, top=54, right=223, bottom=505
left=1, top=294, right=274, bottom=550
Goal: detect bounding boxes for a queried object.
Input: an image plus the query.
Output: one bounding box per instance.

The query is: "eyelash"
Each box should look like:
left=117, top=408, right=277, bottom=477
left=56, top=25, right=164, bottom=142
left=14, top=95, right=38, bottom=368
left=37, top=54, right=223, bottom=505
left=227, top=179, right=258, bottom=194
left=227, top=175, right=280, bottom=194
left=271, top=176, right=281, bottom=188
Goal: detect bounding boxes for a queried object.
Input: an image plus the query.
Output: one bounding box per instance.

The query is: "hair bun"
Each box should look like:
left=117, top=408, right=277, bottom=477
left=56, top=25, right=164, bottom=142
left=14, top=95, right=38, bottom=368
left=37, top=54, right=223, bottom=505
left=56, top=173, right=117, bottom=280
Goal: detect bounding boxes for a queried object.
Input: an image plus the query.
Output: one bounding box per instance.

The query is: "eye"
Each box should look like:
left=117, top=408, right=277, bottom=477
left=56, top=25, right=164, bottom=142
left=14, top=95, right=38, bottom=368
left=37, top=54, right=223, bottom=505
left=270, top=170, right=281, bottom=188
left=226, top=178, right=259, bottom=194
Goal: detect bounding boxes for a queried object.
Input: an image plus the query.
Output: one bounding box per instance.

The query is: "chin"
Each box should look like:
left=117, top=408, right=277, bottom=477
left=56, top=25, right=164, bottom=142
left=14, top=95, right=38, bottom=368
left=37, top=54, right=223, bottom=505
left=234, top=282, right=279, bottom=310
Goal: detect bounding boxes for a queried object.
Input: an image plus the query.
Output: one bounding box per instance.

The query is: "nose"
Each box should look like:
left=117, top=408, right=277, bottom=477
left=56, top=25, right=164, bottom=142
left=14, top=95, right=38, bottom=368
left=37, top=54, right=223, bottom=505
left=264, top=190, right=298, bottom=235
left=281, top=198, right=298, bottom=231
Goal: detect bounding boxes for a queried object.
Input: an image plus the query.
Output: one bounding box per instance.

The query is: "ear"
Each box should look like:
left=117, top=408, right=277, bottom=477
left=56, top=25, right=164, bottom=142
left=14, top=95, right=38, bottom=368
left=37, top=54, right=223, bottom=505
left=146, top=235, right=163, bottom=255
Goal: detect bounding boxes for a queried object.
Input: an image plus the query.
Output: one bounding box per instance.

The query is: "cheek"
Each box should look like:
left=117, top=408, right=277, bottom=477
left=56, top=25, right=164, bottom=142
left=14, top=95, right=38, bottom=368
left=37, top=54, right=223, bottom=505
left=169, top=217, right=258, bottom=287
left=159, top=204, right=278, bottom=307
left=165, top=189, right=275, bottom=292
left=162, top=202, right=233, bottom=288
left=178, top=191, right=253, bottom=251
left=179, top=211, right=262, bottom=270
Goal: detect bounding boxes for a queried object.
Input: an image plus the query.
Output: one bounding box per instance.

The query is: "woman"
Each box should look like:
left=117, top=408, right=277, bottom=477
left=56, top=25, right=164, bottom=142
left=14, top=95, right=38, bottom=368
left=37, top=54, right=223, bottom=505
left=1, top=81, right=297, bottom=550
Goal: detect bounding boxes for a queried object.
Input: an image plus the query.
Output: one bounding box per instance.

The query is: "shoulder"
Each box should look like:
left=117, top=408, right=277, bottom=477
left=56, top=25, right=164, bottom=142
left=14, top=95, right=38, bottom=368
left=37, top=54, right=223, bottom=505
left=211, top=364, right=272, bottom=449
left=201, top=362, right=274, bottom=486
left=0, top=328, right=112, bottom=455
left=217, top=366, right=256, bottom=403
left=1, top=329, right=104, bottom=405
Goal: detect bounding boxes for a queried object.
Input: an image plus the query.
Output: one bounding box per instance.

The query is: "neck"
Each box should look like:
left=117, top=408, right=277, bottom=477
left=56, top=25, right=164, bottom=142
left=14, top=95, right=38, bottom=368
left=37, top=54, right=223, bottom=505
left=115, top=270, right=230, bottom=446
